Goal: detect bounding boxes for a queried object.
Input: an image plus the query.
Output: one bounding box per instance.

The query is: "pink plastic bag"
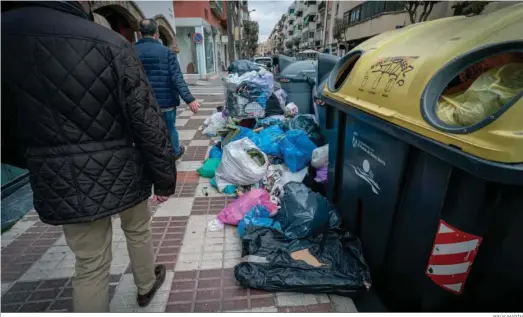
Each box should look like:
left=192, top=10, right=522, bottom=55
left=217, top=189, right=278, bottom=225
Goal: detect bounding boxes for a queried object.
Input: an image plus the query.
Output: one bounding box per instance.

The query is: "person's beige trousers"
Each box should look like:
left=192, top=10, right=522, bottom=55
left=62, top=200, right=156, bottom=312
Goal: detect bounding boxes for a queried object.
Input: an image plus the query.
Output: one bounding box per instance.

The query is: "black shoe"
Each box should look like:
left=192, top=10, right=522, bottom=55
left=137, top=265, right=166, bottom=307
left=175, top=145, right=185, bottom=161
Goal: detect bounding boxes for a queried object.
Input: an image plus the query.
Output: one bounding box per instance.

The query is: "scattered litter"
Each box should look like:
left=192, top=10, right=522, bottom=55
left=311, top=144, right=329, bottom=168
left=284, top=102, right=299, bottom=117
left=207, top=219, right=225, bottom=232
left=264, top=164, right=308, bottom=197
left=314, top=166, right=328, bottom=184
left=210, top=177, right=237, bottom=195
left=203, top=112, right=226, bottom=137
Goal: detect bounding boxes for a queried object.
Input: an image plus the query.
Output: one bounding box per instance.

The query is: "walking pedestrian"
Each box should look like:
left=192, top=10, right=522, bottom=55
left=135, top=19, right=200, bottom=161
left=2, top=1, right=175, bottom=312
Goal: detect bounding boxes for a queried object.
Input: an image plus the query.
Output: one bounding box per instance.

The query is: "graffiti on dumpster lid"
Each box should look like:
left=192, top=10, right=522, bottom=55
left=360, top=56, right=419, bottom=95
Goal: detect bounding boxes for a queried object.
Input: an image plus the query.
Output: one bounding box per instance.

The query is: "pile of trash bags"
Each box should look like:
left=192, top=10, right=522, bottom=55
left=224, top=59, right=286, bottom=120
left=234, top=182, right=371, bottom=295
left=196, top=60, right=371, bottom=296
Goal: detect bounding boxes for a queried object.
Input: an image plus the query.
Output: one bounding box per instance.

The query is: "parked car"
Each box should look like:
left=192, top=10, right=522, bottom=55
left=253, top=57, right=273, bottom=70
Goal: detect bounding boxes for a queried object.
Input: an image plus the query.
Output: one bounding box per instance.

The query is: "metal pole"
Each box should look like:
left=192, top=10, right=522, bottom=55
left=226, top=0, right=235, bottom=64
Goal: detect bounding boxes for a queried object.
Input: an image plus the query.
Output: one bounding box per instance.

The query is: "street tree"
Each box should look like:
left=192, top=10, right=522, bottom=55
left=243, top=20, right=259, bottom=58
left=452, top=1, right=491, bottom=16
left=404, top=1, right=440, bottom=24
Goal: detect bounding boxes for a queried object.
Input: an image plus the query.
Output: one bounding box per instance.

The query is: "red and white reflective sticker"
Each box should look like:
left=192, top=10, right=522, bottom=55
left=425, top=220, right=483, bottom=295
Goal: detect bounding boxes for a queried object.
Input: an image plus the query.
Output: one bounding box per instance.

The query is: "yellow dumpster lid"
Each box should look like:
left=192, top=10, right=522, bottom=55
left=323, top=3, right=523, bottom=163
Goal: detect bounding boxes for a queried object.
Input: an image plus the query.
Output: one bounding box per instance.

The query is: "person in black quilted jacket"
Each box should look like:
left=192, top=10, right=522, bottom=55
left=135, top=19, right=200, bottom=161
left=2, top=1, right=173, bottom=312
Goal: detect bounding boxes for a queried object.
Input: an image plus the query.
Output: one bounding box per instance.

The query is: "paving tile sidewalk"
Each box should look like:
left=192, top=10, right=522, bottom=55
left=1, top=92, right=358, bottom=313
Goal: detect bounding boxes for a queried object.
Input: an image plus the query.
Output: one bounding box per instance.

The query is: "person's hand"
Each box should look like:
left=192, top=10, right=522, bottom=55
left=152, top=195, right=170, bottom=204
left=188, top=100, right=200, bottom=114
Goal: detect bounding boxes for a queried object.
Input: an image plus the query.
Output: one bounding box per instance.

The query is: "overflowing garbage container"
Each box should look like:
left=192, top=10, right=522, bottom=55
left=319, top=4, right=523, bottom=312
left=273, top=55, right=317, bottom=115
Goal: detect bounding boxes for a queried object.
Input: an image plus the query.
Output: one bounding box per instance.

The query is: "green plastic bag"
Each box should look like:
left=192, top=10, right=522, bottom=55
left=197, top=158, right=221, bottom=178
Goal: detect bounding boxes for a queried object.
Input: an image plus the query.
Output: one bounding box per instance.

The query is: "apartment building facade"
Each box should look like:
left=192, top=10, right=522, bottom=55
left=269, top=0, right=518, bottom=57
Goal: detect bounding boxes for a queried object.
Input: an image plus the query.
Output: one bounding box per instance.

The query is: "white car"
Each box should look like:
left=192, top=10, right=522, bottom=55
left=253, top=57, right=272, bottom=70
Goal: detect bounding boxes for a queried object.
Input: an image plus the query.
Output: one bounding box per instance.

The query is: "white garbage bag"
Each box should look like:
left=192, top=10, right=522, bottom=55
left=311, top=144, right=329, bottom=168
left=202, top=112, right=226, bottom=137
left=215, top=138, right=269, bottom=191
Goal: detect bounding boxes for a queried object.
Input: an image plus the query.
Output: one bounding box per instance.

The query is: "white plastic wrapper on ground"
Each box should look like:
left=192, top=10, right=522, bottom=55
left=202, top=112, right=226, bottom=136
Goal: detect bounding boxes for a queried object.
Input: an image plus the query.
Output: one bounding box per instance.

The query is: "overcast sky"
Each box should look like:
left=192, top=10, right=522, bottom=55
left=249, top=0, right=293, bottom=43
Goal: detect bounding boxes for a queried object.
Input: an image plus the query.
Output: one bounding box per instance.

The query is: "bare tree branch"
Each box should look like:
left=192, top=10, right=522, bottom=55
left=405, top=1, right=440, bottom=23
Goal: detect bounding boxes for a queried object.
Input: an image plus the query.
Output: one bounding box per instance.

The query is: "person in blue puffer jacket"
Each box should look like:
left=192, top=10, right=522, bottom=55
left=135, top=19, right=200, bottom=160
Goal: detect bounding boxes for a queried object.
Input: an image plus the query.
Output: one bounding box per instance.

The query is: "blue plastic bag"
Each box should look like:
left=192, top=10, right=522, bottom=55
left=224, top=126, right=259, bottom=146
left=238, top=205, right=282, bottom=238
left=209, top=144, right=223, bottom=159
left=256, top=125, right=285, bottom=156
left=279, top=130, right=317, bottom=172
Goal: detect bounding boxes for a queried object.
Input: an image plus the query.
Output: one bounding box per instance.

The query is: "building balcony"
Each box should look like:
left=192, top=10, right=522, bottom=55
left=209, top=0, right=224, bottom=19
left=288, top=14, right=295, bottom=22
left=295, top=1, right=305, bottom=14
left=304, top=3, right=318, bottom=17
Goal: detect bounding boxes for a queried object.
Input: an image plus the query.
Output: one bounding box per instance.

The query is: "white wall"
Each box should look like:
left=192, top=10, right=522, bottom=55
left=176, top=27, right=194, bottom=74
left=135, top=1, right=176, bottom=29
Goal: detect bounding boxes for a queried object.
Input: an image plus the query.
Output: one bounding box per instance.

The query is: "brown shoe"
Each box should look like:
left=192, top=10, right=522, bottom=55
left=175, top=145, right=186, bottom=161
left=137, top=265, right=166, bottom=307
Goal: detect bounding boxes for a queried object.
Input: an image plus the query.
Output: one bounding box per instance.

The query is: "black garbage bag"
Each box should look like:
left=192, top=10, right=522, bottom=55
left=282, top=115, right=325, bottom=146
left=264, top=90, right=285, bottom=116
left=276, top=182, right=339, bottom=239
left=235, top=226, right=371, bottom=295
left=228, top=60, right=260, bottom=75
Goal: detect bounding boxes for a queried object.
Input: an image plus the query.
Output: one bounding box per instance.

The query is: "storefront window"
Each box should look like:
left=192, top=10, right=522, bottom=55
left=204, top=29, right=215, bottom=73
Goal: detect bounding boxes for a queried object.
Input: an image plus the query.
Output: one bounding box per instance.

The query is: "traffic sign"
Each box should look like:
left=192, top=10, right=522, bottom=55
left=193, top=32, right=203, bottom=44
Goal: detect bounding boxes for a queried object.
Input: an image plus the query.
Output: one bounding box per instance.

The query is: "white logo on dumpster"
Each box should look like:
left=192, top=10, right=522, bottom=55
left=350, top=159, right=381, bottom=195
